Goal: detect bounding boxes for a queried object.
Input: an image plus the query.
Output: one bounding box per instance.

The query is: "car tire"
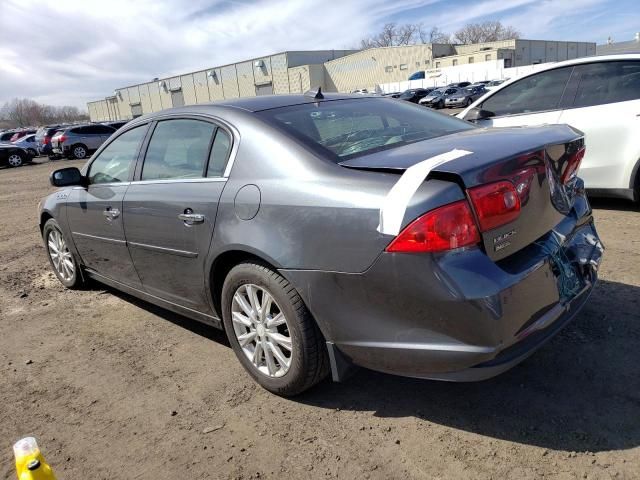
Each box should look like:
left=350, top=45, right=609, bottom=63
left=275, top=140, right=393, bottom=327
left=70, top=144, right=88, bottom=160
left=43, top=218, right=84, bottom=289
left=437, top=100, right=444, bottom=109
left=221, top=262, right=329, bottom=396
left=465, top=98, right=472, bottom=107
left=7, top=152, right=25, bottom=167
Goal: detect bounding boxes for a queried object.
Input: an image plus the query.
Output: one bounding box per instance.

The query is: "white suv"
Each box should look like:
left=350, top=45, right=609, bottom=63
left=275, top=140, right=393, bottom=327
left=458, top=54, right=640, bottom=202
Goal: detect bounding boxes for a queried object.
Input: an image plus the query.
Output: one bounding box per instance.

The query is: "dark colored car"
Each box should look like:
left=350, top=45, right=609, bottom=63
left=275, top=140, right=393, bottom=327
left=398, top=88, right=436, bottom=103
left=1, top=130, right=18, bottom=142
left=51, top=124, right=116, bottom=159
left=40, top=94, right=603, bottom=396
left=0, top=144, right=30, bottom=167
left=35, top=125, right=67, bottom=156
left=447, top=81, right=472, bottom=88
left=102, top=121, right=129, bottom=130
left=419, top=87, right=461, bottom=109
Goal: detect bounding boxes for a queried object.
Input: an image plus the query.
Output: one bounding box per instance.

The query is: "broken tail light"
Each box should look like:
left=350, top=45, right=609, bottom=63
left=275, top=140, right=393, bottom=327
left=468, top=180, right=521, bottom=232
left=560, top=146, right=586, bottom=184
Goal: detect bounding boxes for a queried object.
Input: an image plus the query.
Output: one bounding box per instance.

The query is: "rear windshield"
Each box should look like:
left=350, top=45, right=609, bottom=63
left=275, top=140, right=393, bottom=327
left=257, top=98, right=474, bottom=161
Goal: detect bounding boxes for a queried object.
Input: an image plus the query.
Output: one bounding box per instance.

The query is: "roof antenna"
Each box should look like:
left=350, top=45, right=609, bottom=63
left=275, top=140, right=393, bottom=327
left=305, top=86, right=324, bottom=100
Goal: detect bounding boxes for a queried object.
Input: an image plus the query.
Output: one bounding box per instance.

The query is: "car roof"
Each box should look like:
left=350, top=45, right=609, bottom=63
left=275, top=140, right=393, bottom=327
left=213, top=93, right=366, bottom=112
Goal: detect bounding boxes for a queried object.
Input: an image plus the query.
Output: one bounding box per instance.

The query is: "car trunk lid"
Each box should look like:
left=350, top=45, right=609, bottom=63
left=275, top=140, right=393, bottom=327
left=340, top=125, right=585, bottom=261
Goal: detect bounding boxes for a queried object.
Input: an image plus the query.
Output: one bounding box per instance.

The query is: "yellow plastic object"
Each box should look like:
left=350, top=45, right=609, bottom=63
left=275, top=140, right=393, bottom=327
left=13, top=437, right=57, bottom=480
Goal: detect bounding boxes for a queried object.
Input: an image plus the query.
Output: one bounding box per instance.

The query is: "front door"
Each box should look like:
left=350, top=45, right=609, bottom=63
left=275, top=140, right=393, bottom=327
left=472, top=66, right=573, bottom=128
left=66, top=124, right=148, bottom=286
left=122, top=118, right=233, bottom=313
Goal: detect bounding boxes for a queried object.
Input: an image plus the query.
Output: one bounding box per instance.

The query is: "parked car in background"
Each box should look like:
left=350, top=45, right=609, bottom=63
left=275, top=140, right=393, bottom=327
left=459, top=54, right=640, bottom=202
left=398, top=88, right=436, bottom=103
left=351, top=89, right=369, bottom=94
left=9, top=129, right=36, bottom=142
left=40, top=93, right=602, bottom=395
left=0, top=130, right=17, bottom=142
left=419, top=87, right=461, bottom=109
left=12, top=134, right=39, bottom=157
left=382, top=92, right=402, bottom=98
left=444, top=85, right=487, bottom=108
left=484, top=79, right=507, bottom=91
left=447, top=81, right=472, bottom=88
left=0, top=144, right=30, bottom=167
left=35, top=125, right=66, bottom=157
left=51, top=124, right=116, bottom=159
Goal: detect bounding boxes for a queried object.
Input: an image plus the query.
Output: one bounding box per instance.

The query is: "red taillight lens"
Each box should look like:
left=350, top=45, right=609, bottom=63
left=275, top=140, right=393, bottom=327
left=386, top=200, right=481, bottom=253
left=58, top=135, right=67, bottom=144
left=468, top=180, right=520, bottom=231
left=560, top=147, right=585, bottom=184
left=43, top=137, right=51, bottom=144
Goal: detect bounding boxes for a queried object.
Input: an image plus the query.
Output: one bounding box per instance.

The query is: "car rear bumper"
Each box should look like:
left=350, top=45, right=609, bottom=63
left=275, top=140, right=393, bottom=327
left=283, top=208, right=603, bottom=381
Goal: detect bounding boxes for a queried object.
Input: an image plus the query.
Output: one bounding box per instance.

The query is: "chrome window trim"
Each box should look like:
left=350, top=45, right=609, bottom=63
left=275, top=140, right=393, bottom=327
left=129, top=177, right=227, bottom=186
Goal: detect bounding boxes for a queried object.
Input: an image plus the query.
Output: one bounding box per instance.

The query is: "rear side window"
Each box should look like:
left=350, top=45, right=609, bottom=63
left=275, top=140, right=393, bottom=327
left=480, top=67, right=572, bottom=116
left=572, top=61, right=640, bottom=108
left=142, top=119, right=216, bottom=180
left=70, top=127, right=84, bottom=135
left=88, top=125, right=147, bottom=184
left=258, top=98, right=473, bottom=160
left=207, top=129, right=232, bottom=177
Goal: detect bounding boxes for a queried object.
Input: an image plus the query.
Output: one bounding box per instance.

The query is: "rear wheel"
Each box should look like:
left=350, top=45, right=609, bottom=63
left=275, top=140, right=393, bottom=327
left=436, top=100, right=444, bottom=109
left=70, top=144, right=88, bottom=160
left=43, top=219, right=84, bottom=289
left=221, top=262, right=328, bottom=396
left=7, top=152, right=24, bottom=167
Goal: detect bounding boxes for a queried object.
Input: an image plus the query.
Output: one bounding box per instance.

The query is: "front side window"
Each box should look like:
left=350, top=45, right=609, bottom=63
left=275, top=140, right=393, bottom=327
left=258, top=98, right=474, bottom=161
left=88, top=125, right=147, bottom=184
left=141, top=119, right=216, bottom=180
left=480, top=67, right=572, bottom=116
left=572, top=61, right=640, bottom=108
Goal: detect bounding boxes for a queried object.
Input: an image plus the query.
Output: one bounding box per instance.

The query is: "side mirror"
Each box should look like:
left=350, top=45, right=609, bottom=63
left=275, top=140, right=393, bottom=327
left=50, top=167, right=85, bottom=187
left=463, top=107, right=495, bottom=123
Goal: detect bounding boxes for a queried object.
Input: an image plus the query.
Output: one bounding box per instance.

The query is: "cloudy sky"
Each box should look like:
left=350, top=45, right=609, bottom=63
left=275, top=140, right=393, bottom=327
left=1, top=0, right=638, bottom=109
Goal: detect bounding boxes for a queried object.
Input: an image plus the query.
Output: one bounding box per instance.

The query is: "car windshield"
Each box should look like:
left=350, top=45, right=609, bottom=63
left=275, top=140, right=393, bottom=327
left=399, top=90, right=416, bottom=98
left=258, top=98, right=475, bottom=161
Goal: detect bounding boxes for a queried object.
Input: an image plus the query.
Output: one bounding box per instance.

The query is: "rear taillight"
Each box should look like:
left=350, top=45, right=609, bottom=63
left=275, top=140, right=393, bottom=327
left=58, top=135, right=67, bottom=144
left=560, top=146, right=585, bottom=184
left=468, top=180, right=520, bottom=231
left=43, top=137, right=51, bottom=144
left=386, top=200, right=481, bottom=253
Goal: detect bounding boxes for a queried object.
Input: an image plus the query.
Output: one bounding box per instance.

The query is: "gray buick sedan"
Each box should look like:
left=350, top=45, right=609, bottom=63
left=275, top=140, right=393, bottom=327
left=39, top=93, right=603, bottom=395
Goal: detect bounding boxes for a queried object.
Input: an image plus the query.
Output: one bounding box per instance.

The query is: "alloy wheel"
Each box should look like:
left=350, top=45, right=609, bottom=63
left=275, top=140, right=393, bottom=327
left=73, top=146, right=87, bottom=159
left=231, top=284, right=292, bottom=378
left=47, top=229, right=74, bottom=282
left=8, top=154, right=22, bottom=167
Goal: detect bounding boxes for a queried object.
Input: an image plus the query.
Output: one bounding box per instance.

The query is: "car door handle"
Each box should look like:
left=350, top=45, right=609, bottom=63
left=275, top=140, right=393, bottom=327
left=103, top=207, right=120, bottom=220
left=178, top=213, right=205, bottom=225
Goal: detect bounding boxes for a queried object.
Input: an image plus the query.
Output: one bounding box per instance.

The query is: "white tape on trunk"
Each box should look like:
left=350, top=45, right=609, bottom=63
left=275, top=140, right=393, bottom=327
left=377, top=149, right=473, bottom=236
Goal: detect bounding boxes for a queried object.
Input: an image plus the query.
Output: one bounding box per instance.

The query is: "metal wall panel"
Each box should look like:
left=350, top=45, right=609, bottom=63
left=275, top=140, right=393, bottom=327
left=138, top=83, right=153, bottom=114
left=127, top=86, right=140, bottom=104
left=236, top=61, right=256, bottom=97
left=158, top=80, right=171, bottom=109
left=192, top=71, right=210, bottom=103
left=253, top=57, right=272, bottom=86
left=181, top=74, right=197, bottom=105
left=270, top=53, right=290, bottom=94
left=148, top=82, right=163, bottom=112
left=221, top=65, right=239, bottom=98
left=116, top=89, right=132, bottom=119
left=207, top=68, right=225, bottom=101
left=288, top=66, right=310, bottom=93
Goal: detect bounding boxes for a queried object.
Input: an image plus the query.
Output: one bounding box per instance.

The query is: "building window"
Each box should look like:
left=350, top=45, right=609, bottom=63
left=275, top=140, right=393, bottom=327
left=385, top=66, right=393, bottom=73
left=435, top=61, right=440, bottom=68
left=468, top=57, right=474, bottom=64
left=485, top=54, right=491, bottom=61
left=452, top=59, right=458, bottom=66
left=416, top=61, right=420, bottom=67
left=425, top=59, right=430, bottom=65
left=399, top=64, right=408, bottom=70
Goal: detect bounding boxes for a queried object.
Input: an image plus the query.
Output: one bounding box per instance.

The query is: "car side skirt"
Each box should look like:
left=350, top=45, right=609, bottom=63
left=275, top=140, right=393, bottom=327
left=586, top=187, right=637, bottom=202
left=84, top=269, right=222, bottom=329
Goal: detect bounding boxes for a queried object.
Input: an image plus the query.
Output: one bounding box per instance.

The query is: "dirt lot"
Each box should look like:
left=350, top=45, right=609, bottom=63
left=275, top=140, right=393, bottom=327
left=1, top=159, right=639, bottom=480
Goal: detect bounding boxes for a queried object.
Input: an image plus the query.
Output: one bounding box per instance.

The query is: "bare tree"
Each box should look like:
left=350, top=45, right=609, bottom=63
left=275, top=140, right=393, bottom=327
left=454, top=21, right=520, bottom=44
left=360, top=22, right=422, bottom=48
left=420, top=26, right=451, bottom=44
left=0, top=98, right=88, bottom=128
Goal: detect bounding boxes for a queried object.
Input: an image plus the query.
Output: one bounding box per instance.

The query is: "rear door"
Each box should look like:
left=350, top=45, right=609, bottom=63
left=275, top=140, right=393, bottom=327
left=66, top=124, right=149, bottom=285
left=557, top=60, right=640, bottom=190
left=122, top=117, right=233, bottom=313
left=471, top=66, right=573, bottom=128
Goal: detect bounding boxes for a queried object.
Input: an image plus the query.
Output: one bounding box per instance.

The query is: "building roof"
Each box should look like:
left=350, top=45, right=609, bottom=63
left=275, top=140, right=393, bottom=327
left=596, top=39, right=640, bottom=55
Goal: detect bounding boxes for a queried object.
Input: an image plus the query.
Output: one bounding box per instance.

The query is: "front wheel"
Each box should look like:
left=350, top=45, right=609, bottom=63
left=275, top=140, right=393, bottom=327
left=436, top=100, right=444, bottom=109
left=7, top=152, right=24, bottom=167
left=221, top=262, right=329, bottom=396
left=43, top=219, right=84, bottom=289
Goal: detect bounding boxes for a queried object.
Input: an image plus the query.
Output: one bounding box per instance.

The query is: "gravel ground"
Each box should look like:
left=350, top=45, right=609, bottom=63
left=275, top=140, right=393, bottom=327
left=1, top=159, right=639, bottom=480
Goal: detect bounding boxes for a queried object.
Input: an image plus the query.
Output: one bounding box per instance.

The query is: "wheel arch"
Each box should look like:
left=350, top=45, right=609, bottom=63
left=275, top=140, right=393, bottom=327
left=39, top=211, right=54, bottom=233
left=208, top=248, right=284, bottom=319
